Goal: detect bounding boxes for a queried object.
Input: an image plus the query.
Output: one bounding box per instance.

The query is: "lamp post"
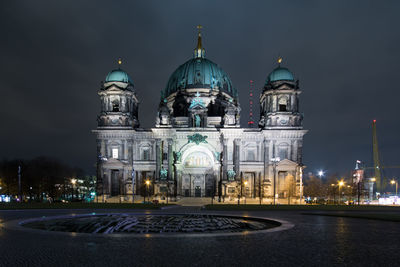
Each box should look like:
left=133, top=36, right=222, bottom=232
left=145, top=180, right=150, bottom=203
left=244, top=181, right=248, bottom=204
left=71, top=178, right=76, bottom=202
left=391, top=179, right=398, bottom=196
left=18, top=166, right=22, bottom=203
left=338, top=181, right=344, bottom=205
left=270, top=157, right=281, bottom=205
left=370, top=177, right=376, bottom=202
left=330, top=184, right=336, bottom=204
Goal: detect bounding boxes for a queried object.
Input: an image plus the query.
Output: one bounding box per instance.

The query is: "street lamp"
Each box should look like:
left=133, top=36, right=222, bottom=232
left=270, top=157, right=281, bottom=205
left=71, top=178, right=77, bottom=202
left=145, top=179, right=150, bottom=203
left=391, top=179, right=398, bottom=196
left=244, top=181, right=248, bottom=204
left=331, top=184, right=336, bottom=204
left=338, top=181, right=344, bottom=205
left=318, top=170, right=324, bottom=178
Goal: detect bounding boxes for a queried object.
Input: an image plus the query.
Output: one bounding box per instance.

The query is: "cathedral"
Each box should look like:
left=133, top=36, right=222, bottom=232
left=93, top=29, right=307, bottom=203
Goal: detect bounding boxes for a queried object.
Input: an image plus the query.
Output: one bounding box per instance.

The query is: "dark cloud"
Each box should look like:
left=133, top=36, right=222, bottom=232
left=1, top=0, right=399, bottom=176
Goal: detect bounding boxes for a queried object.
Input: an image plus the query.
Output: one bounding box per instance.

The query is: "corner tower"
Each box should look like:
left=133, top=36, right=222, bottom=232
left=97, top=59, right=140, bottom=129
left=259, top=58, right=303, bottom=129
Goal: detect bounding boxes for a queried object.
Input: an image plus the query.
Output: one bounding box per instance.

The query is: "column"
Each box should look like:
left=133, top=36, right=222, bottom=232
left=263, top=139, right=269, bottom=181
left=297, top=140, right=303, bottom=164
left=292, top=140, right=298, bottom=162
left=167, top=139, right=173, bottom=180
left=155, top=139, right=161, bottom=180
left=124, top=139, right=128, bottom=160
left=101, top=140, right=106, bottom=157
left=223, top=139, right=228, bottom=180
left=233, top=139, right=241, bottom=180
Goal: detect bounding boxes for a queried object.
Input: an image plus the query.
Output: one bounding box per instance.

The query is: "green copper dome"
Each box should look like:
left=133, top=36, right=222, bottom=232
left=105, top=69, right=133, bottom=85
left=162, top=29, right=237, bottom=99
left=266, top=67, right=294, bottom=84
left=163, top=57, right=237, bottom=99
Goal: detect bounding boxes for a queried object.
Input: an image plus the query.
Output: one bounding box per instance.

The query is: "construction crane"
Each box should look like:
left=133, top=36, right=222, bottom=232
left=372, top=119, right=383, bottom=192
left=365, top=120, right=400, bottom=193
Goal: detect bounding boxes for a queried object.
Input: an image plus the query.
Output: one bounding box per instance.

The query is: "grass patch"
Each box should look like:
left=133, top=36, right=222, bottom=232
left=302, top=212, right=400, bottom=222
left=0, top=202, right=170, bottom=210
left=205, top=204, right=400, bottom=212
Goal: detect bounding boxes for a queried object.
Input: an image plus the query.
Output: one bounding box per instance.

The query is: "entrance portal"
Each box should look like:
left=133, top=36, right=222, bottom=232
left=195, top=186, right=201, bottom=197
left=111, top=170, right=120, bottom=196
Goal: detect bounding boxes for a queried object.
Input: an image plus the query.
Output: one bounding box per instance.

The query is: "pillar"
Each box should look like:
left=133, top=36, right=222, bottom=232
left=234, top=139, right=241, bottom=180
left=155, top=139, right=161, bottom=179
left=223, top=138, right=228, bottom=180
left=167, top=139, right=173, bottom=180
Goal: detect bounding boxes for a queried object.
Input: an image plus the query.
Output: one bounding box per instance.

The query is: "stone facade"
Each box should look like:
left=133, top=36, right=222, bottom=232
left=93, top=32, right=307, bottom=203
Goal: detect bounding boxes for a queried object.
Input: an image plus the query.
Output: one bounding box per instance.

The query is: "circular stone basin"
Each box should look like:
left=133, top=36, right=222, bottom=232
left=21, top=214, right=280, bottom=235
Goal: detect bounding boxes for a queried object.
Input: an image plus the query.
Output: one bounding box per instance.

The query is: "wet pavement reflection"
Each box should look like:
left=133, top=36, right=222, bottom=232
left=0, top=208, right=399, bottom=266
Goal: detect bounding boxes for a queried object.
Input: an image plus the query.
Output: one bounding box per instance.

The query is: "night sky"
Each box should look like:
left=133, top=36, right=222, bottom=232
left=1, top=1, right=399, bottom=177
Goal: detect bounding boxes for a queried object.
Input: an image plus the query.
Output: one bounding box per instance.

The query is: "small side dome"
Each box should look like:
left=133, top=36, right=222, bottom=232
left=266, top=67, right=294, bottom=84
left=105, top=69, right=133, bottom=85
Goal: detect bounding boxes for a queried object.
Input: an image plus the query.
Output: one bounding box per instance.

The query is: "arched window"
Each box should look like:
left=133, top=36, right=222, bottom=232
left=140, top=144, right=151, bottom=160
left=112, top=100, right=120, bottom=112
left=278, top=97, right=288, bottom=112
left=244, top=143, right=257, bottom=161
left=247, top=150, right=256, bottom=161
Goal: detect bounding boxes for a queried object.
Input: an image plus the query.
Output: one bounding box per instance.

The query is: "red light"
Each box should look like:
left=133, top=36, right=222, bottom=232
left=250, top=101, right=253, bottom=104
left=373, top=119, right=376, bottom=123
left=250, top=93, right=253, bottom=96
left=250, top=113, right=253, bottom=116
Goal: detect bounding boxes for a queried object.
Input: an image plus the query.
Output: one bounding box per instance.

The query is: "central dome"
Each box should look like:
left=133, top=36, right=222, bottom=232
left=163, top=57, right=236, bottom=99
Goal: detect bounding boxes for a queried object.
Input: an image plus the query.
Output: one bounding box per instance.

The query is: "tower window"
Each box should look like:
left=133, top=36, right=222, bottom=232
left=278, top=97, right=288, bottom=111
left=112, top=148, right=119, bottom=159
left=112, top=100, right=120, bottom=112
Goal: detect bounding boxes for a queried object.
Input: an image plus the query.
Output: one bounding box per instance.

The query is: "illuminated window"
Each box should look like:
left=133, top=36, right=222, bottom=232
left=112, top=148, right=118, bottom=159
left=184, top=152, right=212, bottom=168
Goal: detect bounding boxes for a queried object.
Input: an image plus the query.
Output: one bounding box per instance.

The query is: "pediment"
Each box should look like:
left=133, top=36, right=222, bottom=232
left=102, top=158, right=127, bottom=167
left=277, top=158, right=298, bottom=167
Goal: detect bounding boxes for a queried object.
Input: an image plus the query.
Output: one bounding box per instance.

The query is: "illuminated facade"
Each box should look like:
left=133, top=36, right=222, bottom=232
left=93, top=30, right=307, bottom=203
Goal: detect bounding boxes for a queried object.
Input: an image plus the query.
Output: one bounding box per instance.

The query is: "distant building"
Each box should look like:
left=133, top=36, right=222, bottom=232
left=93, top=30, right=307, bottom=203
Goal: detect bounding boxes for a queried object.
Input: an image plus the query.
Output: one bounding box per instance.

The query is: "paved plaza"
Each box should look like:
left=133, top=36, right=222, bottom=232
left=1, top=207, right=400, bottom=266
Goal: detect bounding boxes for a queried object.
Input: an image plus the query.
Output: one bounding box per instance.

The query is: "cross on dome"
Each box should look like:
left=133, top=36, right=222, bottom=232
left=194, top=25, right=205, bottom=58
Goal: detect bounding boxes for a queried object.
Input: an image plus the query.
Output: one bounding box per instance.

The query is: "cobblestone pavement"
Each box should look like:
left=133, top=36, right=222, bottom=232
left=0, top=207, right=400, bottom=266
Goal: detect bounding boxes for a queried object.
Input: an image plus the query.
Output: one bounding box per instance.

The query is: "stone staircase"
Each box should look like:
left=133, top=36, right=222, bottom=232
left=177, top=197, right=214, bottom=206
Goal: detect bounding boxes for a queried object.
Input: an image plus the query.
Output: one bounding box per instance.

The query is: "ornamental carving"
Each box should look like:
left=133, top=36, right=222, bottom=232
left=160, top=168, right=168, bottom=180
left=188, top=133, right=208, bottom=145
left=174, top=152, right=182, bottom=162
left=227, top=170, right=236, bottom=181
